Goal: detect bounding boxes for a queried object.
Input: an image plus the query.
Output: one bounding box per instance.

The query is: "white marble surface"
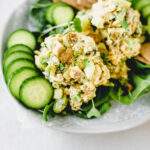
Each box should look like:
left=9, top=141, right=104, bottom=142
left=1, top=0, right=150, bottom=150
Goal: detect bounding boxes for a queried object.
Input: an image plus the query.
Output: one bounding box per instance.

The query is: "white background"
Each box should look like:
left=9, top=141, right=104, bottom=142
left=1, top=0, right=150, bottom=150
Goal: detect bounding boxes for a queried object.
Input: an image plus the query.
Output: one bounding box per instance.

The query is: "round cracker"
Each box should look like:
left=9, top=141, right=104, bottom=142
left=140, top=43, right=150, bottom=63
left=136, top=55, right=150, bottom=65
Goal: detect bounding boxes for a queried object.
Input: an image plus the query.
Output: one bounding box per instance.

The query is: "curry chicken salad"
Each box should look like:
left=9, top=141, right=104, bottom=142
left=3, top=0, right=150, bottom=120
left=35, top=0, right=143, bottom=112
left=35, top=32, right=110, bottom=111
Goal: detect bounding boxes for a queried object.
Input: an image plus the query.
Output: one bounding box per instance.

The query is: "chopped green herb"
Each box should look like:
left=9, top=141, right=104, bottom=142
left=122, top=19, right=128, bottom=29
left=72, top=96, right=79, bottom=102
left=74, top=51, right=79, bottom=57
left=60, top=63, right=64, bottom=71
left=73, top=17, right=82, bottom=33
left=84, top=58, right=89, bottom=67
left=101, top=53, right=110, bottom=65
left=41, top=57, right=49, bottom=64
left=77, top=90, right=82, bottom=97
left=44, top=43, right=48, bottom=48
left=47, top=67, right=51, bottom=72
left=101, top=53, right=107, bottom=59
left=118, top=8, right=128, bottom=29
left=118, top=8, right=126, bottom=20
left=37, top=34, right=44, bottom=43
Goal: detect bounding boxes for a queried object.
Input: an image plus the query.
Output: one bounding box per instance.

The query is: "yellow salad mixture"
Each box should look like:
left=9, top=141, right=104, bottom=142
left=35, top=0, right=143, bottom=111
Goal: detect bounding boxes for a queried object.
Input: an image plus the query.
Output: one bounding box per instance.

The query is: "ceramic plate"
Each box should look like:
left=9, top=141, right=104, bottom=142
left=1, top=0, right=150, bottom=134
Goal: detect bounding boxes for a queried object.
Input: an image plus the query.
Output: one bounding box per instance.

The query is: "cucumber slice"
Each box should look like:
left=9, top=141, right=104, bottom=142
left=9, top=67, right=38, bottom=99
left=45, top=2, right=67, bottom=24
left=5, top=59, right=35, bottom=83
left=7, top=29, right=36, bottom=50
left=45, top=5, right=55, bottom=24
left=20, top=77, right=53, bottom=109
left=52, top=4, right=74, bottom=25
left=46, top=2, right=74, bottom=25
left=142, top=4, right=150, bottom=18
left=3, top=51, right=34, bottom=71
left=5, top=44, right=32, bottom=57
left=135, top=0, right=150, bottom=10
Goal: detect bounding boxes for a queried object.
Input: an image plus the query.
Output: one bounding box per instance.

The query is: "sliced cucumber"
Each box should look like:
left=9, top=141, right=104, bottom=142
left=45, top=2, right=67, bottom=24
left=52, top=4, right=74, bottom=25
left=5, top=44, right=32, bottom=57
left=9, top=67, right=38, bottom=99
left=142, top=4, right=150, bottom=18
left=135, top=0, right=150, bottom=11
left=46, top=5, right=55, bottom=24
left=20, top=77, right=53, bottom=109
left=7, top=29, right=36, bottom=50
left=3, top=51, right=34, bottom=71
left=5, top=59, right=35, bottom=83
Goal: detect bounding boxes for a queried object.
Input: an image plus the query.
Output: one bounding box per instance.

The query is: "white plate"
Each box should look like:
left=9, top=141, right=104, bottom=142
left=1, top=0, right=150, bottom=134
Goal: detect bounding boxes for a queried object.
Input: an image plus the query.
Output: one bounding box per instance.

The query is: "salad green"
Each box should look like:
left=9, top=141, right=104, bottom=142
left=30, top=0, right=53, bottom=31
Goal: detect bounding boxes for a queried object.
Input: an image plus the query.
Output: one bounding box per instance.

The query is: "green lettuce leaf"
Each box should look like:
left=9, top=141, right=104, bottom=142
left=29, top=0, right=52, bottom=32
left=110, top=72, right=150, bottom=105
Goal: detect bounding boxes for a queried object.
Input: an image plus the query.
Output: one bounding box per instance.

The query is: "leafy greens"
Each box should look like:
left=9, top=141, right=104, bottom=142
left=87, top=99, right=101, bottom=118
left=110, top=72, right=150, bottom=105
left=29, top=0, right=52, bottom=32
left=73, top=17, right=82, bottom=32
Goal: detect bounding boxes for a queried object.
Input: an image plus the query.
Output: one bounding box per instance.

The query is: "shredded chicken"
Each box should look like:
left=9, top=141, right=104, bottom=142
left=35, top=32, right=110, bottom=111
left=59, top=47, right=74, bottom=64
